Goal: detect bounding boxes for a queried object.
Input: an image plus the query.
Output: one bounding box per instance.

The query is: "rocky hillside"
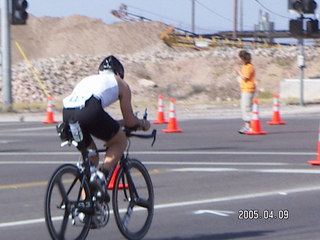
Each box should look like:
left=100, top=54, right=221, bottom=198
left=2, top=15, right=320, bottom=107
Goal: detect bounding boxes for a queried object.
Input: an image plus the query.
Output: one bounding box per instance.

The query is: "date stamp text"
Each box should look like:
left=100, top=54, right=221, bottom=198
left=238, top=209, right=289, bottom=220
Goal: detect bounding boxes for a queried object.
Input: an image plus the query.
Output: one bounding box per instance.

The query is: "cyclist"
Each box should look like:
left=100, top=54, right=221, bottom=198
left=62, top=55, right=150, bottom=180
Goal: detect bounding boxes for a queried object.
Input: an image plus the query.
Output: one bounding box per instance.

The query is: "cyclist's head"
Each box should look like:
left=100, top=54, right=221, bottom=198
left=98, top=55, right=124, bottom=79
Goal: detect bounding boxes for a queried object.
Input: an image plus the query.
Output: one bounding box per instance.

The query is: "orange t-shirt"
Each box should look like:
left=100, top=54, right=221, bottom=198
left=240, top=63, right=256, bottom=93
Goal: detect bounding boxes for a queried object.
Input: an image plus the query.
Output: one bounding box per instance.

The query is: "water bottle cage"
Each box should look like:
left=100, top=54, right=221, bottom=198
left=56, top=123, right=73, bottom=145
left=56, top=122, right=82, bottom=147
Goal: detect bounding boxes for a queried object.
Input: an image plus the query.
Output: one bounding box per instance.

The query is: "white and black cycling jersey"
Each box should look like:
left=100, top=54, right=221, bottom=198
left=63, top=71, right=119, bottom=109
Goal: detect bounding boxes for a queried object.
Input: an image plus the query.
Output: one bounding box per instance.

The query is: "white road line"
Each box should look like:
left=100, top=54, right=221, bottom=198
left=146, top=161, right=289, bottom=166
left=0, top=140, right=18, bottom=144
left=0, top=161, right=79, bottom=165
left=0, top=216, right=60, bottom=228
left=0, top=152, right=77, bottom=156
left=0, top=218, right=44, bottom=227
left=135, top=151, right=315, bottom=156
left=1, top=185, right=320, bottom=228
left=0, top=133, right=56, bottom=137
left=193, top=210, right=235, bottom=217
left=255, top=169, right=320, bottom=174
left=170, top=167, right=320, bottom=174
left=0, top=150, right=315, bottom=156
left=171, top=168, right=238, bottom=172
left=0, top=126, right=54, bottom=132
left=0, top=160, right=291, bottom=166
left=153, top=185, right=320, bottom=210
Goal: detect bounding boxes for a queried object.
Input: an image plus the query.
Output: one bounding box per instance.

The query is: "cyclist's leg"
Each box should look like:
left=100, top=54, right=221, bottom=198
left=81, top=97, right=126, bottom=171
left=86, top=140, right=99, bottom=167
left=64, top=106, right=99, bottom=166
left=75, top=96, right=126, bottom=171
left=100, top=128, right=127, bottom=171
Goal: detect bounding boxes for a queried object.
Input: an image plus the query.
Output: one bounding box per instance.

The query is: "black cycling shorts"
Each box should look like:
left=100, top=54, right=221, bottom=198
left=63, top=96, right=120, bottom=148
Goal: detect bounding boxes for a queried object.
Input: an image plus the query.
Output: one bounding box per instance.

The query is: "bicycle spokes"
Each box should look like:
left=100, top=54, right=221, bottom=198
left=45, top=164, right=92, bottom=240
left=124, top=170, right=152, bottom=210
left=113, top=159, right=154, bottom=240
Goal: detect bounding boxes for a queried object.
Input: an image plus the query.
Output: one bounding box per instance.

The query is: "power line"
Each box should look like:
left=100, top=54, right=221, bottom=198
left=125, top=3, right=223, bottom=33
left=195, top=0, right=233, bottom=23
left=254, top=0, right=290, bottom=19
left=195, top=0, right=253, bottom=30
left=126, top=4, right=184, bottom=24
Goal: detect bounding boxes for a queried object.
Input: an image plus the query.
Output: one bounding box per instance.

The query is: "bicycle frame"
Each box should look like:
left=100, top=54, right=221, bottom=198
left=97, top=128, right=156, bottom=190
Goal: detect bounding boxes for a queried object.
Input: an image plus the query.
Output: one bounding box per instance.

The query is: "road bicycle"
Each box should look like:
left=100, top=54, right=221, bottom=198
left=44, top=114, right=156, bottom=240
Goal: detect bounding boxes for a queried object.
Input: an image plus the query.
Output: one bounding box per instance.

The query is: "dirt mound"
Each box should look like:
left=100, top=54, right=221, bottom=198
left=11, top=15, right=168, bottom=63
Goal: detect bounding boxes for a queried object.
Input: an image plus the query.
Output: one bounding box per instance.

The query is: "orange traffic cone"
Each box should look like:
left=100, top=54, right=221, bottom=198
left=107, top=164, right=128, bottom=190
left=267, top=94, right=286, bottom=125
left=42, top=96, right=57, bottom=124
left=162, top=98, right=183, bottom=133
left=153, top=94, right=168, bottom=124
left=246, top=98, right=267, bottom=135
left=308, top=122, right=320, bottom=165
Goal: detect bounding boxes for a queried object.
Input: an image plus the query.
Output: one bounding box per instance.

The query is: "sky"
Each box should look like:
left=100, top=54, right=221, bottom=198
left=28, top=0, right=319, bottom=34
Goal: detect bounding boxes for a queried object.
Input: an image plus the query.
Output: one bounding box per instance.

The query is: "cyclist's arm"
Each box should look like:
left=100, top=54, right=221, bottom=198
left=117, top=78, right=150, bottom=130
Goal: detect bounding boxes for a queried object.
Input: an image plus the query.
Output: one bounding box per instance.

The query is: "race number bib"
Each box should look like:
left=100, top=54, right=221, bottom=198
left=63, top=95, right=89, bottom=109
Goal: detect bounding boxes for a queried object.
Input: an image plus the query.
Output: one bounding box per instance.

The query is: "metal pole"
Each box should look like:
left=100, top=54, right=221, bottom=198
left=299, top=37, right=305, bottom=106
left=233, top=0, right=238, bottom=38
left=240, top=0, right=243, bottom=32
left=1, top=0, right=12, bottom=111
left=191, top=0, right=195, bottom=33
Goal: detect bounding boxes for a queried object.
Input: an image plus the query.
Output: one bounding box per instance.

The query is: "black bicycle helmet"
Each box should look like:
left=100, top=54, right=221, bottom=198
left=98, top=55, right=124, bottom=79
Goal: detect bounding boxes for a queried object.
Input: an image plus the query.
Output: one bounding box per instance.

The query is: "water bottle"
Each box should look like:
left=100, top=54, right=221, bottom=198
left=69, top=121, right=83, bottom=142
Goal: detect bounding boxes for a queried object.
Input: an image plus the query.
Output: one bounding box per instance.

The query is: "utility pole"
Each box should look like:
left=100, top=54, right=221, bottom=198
left=233, top=0, right=238, bottom=38
left=240, top=0, right=243, bottom=32
left=191, top=0, right=195, bottom=33
left=298, top=36, right=305, bottom=106
left=1, top=0, right=12, bottom=111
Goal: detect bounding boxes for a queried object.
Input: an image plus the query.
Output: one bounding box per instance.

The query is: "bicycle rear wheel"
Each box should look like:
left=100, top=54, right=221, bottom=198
left=45, top=164, right=92, bottom=240
left=112, top=159, right=154, bottom=240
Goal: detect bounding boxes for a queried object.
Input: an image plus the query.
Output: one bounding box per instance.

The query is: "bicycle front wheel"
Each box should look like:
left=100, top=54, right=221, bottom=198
left=45, top=164, right=92, bottom=240
left=112, top=159, right=154, bottom=240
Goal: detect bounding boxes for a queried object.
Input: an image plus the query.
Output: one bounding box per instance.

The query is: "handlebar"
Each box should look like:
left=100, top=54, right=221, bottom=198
left=96, top=129, right=157, bottom=153
left=123, top=108, right=156, bottom=145
left=125, top=129, right=157, bottom=146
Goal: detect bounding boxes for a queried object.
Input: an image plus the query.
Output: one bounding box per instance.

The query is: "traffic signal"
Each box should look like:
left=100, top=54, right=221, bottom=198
left=11, top=0, right=28, bottom=25
left=289, top=19, right=303, bottom=36
left=302, top=0, right=317, bottom=13
left=288, top=0, right=317, bottom=14
left=307, top=19, right=319, bottom=33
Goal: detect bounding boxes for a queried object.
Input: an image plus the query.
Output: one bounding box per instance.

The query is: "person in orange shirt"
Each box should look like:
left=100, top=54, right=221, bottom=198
left=235, top=50, right=256, bottom=134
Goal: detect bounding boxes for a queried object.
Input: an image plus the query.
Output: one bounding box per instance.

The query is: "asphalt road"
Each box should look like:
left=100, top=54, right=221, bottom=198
left=0, top=117, right=320, bottom=240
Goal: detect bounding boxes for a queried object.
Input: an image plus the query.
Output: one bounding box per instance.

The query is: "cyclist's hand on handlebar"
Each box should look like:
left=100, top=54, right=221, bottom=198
left=140, top=119, right=150, bottom=131
left=141, top=108, right=150, bottom=131
left=124, top=108, right=150, bottom=132
left=125, top=119, right=150, bottom=132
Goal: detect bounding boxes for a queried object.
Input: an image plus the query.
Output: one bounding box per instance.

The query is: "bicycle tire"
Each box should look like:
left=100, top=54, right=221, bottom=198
left=112, top=159, right=154, bottom=240
left=45, top=164, right=92, bottom=240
